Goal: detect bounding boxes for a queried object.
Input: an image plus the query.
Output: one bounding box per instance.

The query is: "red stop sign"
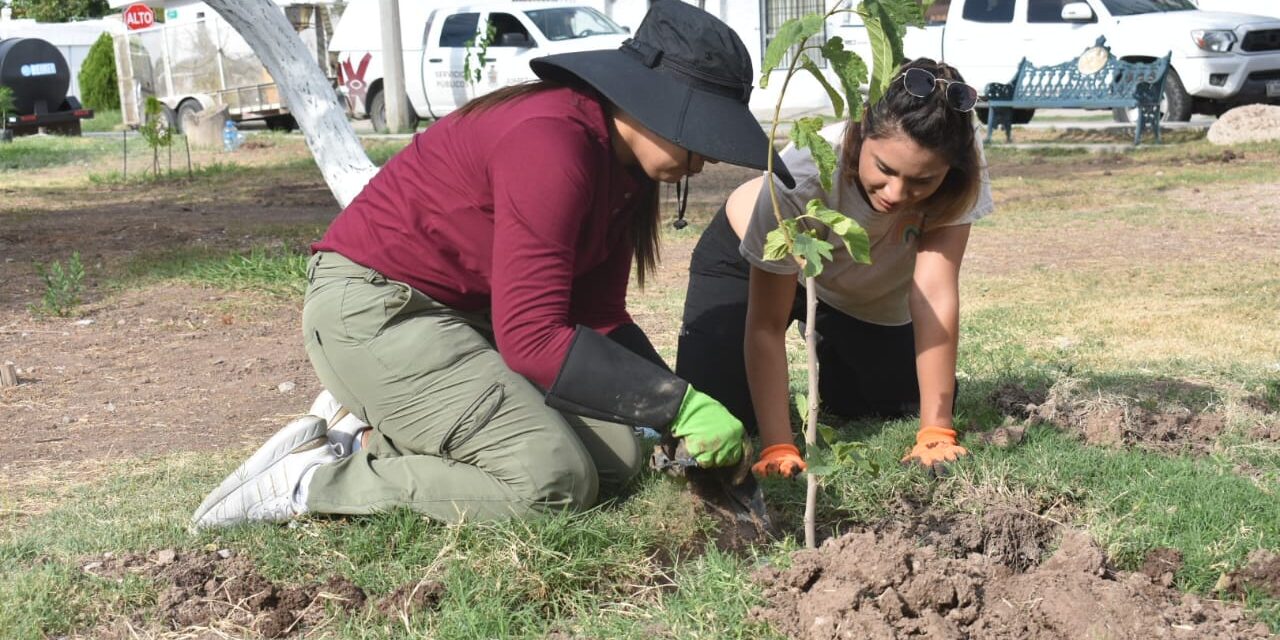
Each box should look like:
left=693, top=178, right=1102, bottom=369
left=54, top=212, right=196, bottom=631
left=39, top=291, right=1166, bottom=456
left=123, top=3, right=155, bottom=30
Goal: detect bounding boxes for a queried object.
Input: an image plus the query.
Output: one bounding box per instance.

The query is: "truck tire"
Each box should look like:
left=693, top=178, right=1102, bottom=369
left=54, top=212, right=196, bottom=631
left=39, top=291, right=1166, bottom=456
left=177, top=100, right=203, bottom=134
left=1113, top=67, right=1192, bottom=123
left=369, top=89, right=419, bottom=133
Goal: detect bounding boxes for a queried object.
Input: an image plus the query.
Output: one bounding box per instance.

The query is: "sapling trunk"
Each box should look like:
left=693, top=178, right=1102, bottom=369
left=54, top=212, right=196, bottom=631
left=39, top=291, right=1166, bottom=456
left=759, top=0, right=913, bottom=549
left=804, top=277, right=819, bottom=548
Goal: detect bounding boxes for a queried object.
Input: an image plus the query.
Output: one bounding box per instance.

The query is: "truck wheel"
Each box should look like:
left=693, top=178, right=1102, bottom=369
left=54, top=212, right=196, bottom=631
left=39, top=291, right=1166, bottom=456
left=177, top=100, right=203, bottom=134
left=369, top=89, right=419, bottom=133
left=1113, top=67, right=1192, bottom=123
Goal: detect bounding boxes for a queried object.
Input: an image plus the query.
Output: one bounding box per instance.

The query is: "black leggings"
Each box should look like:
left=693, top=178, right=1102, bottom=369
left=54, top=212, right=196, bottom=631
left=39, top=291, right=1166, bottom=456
left=675, top=206, right=925, bottom=433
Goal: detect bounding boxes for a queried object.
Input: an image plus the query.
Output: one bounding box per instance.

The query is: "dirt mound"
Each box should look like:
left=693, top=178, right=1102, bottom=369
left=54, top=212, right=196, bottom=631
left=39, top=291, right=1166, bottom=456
left=751, top=527, right=1272, bottom=639
left=988, top=380, right=1227, bottom=454
left=1221, top=550, right=1280, bottom=600
left=1208, top=104, right=1280, bottom=145
left=81, top=548, right=367, bottom=637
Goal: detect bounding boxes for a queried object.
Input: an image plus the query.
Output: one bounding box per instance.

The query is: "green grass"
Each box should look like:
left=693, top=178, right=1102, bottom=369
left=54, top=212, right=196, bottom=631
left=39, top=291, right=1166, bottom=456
left=0, top=135, right=117, bottom=171
left=122, top=245, right=310, bottom=296
left=80, top=108, right=123, bottom=133
left=0, top=453, right=774, bottom=638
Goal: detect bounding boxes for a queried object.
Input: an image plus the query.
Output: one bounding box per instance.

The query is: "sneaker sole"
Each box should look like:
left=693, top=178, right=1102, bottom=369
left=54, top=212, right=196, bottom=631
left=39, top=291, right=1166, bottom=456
left=191, top=416, right=328, bottom=528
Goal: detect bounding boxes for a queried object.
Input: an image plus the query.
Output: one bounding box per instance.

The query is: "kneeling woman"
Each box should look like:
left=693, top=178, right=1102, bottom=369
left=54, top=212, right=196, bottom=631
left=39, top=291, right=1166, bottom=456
left=192, top=0, right=793, bottom=529
left=677, top=59, right=993, bottom=478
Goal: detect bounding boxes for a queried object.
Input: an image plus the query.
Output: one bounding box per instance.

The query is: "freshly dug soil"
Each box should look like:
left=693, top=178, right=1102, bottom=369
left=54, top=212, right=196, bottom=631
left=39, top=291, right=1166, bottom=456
left=752, top=525, right=1273, bottom=639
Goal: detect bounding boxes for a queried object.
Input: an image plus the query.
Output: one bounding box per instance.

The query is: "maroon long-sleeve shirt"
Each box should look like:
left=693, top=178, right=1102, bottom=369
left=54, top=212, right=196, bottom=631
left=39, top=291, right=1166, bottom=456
left=313, top=87, right=645, bottom=389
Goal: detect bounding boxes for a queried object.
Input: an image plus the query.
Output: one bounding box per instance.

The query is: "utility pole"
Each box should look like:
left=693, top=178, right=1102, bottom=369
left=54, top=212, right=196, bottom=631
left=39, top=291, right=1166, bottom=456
left=378, top=0, right=410, bottom=133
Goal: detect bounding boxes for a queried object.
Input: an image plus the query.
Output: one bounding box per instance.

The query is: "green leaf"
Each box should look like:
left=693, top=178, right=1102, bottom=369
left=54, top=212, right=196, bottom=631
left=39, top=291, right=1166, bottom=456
left=791, top=117, right=837, bottom=192
left=760, top=14, right=825, bottom=88
left=803, top=448, right=835, bottom=476
left=762, top=227, right=792, bottom=262
left=858, top=0, right=906, bottom=105
left=799, top=57, right=844, bottom=119
left=818, top=423, right=838, bottom=446
left=821, top=36, right=869, bottom=123
left=885, top=0, right=928, bottom=32
left=796, top=393, right=811, bottom=425
left=805, top=200, right=872, bottom=264
left=793, top=231, right=834, bottom=279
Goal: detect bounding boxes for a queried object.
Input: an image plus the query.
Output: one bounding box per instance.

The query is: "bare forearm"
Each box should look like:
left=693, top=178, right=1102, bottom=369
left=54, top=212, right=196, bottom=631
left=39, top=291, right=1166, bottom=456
left=745, top=325, right=795, bottom=448
left=911, top=287, right=958, bottom=428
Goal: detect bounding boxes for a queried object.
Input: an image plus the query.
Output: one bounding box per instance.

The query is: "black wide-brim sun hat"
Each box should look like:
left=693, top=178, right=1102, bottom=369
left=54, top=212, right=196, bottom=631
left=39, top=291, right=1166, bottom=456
left=530, top=0, right=794, bottom=188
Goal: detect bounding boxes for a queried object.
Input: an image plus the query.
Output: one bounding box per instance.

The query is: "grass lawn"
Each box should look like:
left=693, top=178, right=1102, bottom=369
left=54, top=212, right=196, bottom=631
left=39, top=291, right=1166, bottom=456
left=1, top=128, right=1277, bottom=638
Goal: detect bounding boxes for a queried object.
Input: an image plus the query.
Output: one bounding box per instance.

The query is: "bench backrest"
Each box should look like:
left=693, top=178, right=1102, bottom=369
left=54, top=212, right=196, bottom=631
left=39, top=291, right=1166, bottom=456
left=1010, top=50, right=1170, bottom=104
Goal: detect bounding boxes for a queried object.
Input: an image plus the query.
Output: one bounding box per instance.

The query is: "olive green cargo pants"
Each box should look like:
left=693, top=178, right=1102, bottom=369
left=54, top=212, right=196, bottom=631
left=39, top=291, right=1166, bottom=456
left=300, top=252, right=644, bottom=522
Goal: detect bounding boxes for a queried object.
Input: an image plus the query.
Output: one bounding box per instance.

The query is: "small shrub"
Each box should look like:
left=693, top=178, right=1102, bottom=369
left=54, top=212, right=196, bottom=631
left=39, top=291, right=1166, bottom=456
left=35, top=252, right=86, bottom=317
left=78, top=33, right=120, bottom=111
left=0, top=85, right=15, bottom=126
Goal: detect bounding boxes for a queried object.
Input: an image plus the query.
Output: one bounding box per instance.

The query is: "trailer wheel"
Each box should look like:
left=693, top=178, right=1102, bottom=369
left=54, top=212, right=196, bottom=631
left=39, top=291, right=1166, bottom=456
left=369, top=89, right=419, bottom=133
left=177, top=100, right=203, bottom=134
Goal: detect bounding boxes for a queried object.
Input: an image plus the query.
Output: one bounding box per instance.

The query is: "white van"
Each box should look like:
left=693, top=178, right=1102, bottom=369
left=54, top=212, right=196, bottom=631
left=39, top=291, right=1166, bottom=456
left=328, top=0, right=630, bottom=131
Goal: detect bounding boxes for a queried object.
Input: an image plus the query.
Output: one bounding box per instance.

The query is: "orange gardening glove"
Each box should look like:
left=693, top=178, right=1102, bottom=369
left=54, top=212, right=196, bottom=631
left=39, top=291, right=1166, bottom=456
left=901, top=426, right=968, bottom=477
left=751, top=443, right=807, bottom=478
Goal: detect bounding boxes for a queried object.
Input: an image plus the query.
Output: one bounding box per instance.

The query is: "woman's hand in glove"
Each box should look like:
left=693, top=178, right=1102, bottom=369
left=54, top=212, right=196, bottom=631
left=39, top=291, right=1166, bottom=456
left=901, top=425, right=968, bottom=477
left=669, top=388, right=745, bottom=467
left=751, top=443, right=806, bottom=478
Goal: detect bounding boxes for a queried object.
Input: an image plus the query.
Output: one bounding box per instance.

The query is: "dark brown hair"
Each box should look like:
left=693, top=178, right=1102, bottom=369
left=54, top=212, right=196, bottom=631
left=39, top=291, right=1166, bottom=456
left=455, top=80, right=661, bottom=287
left=840, top=58, right=982, bottom=227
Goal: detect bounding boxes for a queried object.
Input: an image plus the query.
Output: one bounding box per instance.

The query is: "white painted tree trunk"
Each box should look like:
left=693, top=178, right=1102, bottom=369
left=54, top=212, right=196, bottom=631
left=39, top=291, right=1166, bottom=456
left=204, top=0, right=378, bottom=208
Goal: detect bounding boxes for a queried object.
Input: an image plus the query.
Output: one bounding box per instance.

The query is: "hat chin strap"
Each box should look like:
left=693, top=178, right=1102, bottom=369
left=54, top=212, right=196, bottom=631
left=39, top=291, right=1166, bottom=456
left=673, top=151, right=691, bottom=230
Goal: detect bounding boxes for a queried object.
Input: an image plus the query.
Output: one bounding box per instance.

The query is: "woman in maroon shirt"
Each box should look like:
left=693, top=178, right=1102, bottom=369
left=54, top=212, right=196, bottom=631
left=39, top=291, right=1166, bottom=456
left=192, top=0, right=793, bottom=529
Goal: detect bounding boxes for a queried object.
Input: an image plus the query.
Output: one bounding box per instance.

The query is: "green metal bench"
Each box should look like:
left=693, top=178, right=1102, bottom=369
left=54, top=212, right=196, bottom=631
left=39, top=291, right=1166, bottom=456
left=984, top=37, right=1172, bottom=146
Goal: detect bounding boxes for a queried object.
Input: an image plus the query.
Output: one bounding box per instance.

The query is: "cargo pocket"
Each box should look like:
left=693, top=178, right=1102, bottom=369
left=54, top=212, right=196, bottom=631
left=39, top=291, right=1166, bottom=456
left=376, top=281, right=415, bottom=336
left=438, top=382, right=505, bottom=462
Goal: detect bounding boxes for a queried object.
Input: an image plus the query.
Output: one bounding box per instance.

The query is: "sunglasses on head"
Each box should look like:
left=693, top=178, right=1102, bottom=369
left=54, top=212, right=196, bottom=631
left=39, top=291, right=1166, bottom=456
left=899, top=67, right=978, bottom=113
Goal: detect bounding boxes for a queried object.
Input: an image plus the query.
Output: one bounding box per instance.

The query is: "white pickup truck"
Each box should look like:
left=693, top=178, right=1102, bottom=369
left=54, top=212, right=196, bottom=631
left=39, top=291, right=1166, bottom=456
left=328, top=1, right=629, bottom=131
left=835, top=0, right=1280, bottom=122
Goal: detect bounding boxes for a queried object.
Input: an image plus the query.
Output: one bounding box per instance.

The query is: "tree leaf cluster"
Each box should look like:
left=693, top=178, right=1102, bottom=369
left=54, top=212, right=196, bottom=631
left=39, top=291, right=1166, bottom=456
left=11, top=0, right=109, bottom=22
left=78, top=33, right=120, bottom=111
left=0, top=86, right=15, bottom=125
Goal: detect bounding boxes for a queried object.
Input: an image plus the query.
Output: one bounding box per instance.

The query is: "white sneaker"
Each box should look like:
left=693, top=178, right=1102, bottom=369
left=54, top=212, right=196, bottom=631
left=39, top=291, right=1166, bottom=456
left=309, top=389, right=371, bottom=458
left=191, top=416, right=336, bottom=529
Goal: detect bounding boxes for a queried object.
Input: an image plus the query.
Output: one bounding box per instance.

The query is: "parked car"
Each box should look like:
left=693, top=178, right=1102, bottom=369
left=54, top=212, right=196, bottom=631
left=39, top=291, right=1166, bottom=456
left=834, top=0, right=1280, bottom=122
left=328, top=0, right=630, bottom=131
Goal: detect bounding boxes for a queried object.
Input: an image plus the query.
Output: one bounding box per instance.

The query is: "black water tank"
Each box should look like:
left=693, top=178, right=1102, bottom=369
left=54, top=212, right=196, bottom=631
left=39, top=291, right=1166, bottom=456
left=0, top=38, right=71, bottom=114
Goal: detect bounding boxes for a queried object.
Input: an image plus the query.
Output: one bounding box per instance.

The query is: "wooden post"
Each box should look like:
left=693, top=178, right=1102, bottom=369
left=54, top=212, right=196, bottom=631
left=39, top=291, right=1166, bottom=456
left=0, top=362, right=17, bottom=387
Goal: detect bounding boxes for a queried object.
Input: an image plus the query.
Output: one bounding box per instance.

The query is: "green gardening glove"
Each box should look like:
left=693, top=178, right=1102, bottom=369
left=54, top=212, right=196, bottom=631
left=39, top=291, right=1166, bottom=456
left=669, top=387, right=745, bottom=468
